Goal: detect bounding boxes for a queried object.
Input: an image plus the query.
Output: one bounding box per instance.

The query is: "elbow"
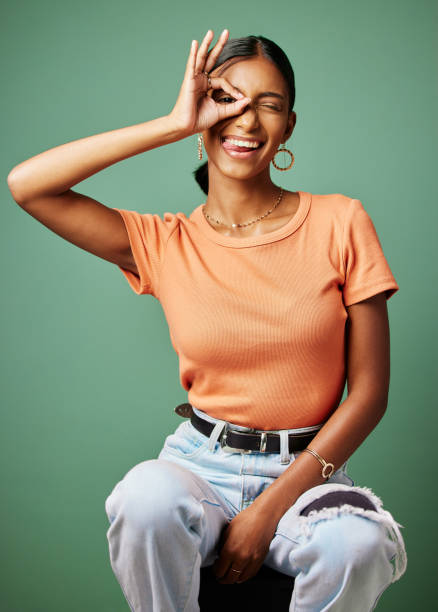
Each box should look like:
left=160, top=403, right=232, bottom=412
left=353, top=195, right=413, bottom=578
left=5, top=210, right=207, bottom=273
left=348, top=386, right=389, bottom=414
left=7, top=168, right=28, bottom=206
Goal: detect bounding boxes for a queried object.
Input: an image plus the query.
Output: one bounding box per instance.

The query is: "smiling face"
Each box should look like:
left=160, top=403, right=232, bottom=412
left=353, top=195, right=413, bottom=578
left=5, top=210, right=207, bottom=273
left=203, top=54, right=296, bottom=182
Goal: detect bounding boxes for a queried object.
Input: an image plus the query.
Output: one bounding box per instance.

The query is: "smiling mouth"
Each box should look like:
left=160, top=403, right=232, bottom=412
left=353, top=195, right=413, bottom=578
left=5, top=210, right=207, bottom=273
left=221, top=137, right=265, bottom=153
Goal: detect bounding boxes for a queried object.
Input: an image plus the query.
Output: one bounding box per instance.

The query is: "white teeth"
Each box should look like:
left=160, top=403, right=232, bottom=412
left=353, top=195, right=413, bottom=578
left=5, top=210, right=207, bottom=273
left=223, top=138, right=261, bottom=148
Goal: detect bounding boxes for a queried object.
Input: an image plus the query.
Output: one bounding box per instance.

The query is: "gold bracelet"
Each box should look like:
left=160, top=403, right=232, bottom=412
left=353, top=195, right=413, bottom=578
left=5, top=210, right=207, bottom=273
left=303, top=447, right=335, bottom=479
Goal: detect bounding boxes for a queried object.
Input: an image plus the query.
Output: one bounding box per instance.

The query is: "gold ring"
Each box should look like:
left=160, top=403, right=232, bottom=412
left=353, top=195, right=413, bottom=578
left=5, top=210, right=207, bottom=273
left=204, top=71, right=212, bottom=88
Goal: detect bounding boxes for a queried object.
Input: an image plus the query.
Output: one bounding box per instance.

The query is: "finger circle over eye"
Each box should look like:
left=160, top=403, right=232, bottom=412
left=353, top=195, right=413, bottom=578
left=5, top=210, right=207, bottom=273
left=209, top=76, right=245, bottom=99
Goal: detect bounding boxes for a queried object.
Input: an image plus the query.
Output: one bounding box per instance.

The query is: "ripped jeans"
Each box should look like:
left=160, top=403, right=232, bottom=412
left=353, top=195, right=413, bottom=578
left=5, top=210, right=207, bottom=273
left=105, top=406, right=408, bottom=612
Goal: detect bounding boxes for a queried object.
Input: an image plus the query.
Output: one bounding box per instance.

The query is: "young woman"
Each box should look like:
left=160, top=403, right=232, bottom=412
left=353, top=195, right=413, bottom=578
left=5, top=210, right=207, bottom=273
left=8, top=29, right=407, bottom=612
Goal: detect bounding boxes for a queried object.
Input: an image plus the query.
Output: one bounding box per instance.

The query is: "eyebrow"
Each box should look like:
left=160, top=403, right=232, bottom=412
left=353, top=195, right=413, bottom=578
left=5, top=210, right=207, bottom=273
left=214, top=88, right=285, bottom=101
left=256, top=91, right=285, bottom=100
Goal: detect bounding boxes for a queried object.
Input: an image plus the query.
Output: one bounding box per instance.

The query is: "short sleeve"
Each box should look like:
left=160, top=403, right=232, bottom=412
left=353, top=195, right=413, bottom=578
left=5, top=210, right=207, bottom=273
left=113, top=207, right=178, bottom=298
left=342, top=199, right=399, bottom=306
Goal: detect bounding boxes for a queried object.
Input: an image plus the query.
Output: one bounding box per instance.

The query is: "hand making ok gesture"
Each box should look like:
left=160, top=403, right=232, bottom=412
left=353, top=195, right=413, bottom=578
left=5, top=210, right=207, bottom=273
left=169, top=29, right=252, bottom=137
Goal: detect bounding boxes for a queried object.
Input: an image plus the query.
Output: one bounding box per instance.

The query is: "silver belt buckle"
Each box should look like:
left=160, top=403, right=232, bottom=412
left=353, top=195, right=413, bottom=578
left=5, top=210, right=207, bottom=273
left=259, top=432, right=267, bottom=452
left=219, top=427, right=253, bottom=454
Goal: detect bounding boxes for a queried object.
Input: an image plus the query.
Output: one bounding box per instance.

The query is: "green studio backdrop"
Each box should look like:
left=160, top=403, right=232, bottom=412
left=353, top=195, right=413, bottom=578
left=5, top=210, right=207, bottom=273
left=1, top=0, right=436, bottom=610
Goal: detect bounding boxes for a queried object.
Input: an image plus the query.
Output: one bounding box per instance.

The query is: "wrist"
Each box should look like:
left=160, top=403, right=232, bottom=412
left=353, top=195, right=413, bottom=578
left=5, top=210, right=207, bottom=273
left=164, top=113, right=195, bottom=141
left=251, top=486, right=299, bottom=523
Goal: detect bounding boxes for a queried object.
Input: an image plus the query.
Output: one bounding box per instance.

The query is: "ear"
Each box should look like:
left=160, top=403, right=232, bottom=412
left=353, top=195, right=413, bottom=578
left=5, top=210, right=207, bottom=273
left=282, top=111, right=296, bottom=143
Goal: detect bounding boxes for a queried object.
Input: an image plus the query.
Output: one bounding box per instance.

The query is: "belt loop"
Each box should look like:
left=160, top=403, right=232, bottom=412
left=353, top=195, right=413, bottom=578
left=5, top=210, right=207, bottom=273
left=208, top=420, right=227, bottom=451
left=279, top=430, right=291, bottom=464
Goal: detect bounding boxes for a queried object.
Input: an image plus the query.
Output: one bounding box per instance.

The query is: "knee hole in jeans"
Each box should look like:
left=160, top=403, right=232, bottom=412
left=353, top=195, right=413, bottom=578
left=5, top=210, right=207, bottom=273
left=299, top=490, right=378, bottom=516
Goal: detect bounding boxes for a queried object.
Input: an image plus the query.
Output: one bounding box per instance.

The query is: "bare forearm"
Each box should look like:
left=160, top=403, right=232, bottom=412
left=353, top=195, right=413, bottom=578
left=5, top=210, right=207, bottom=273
left=7, top=114, right=186, bottom=203
left=251, top=392, right=386, bottom=522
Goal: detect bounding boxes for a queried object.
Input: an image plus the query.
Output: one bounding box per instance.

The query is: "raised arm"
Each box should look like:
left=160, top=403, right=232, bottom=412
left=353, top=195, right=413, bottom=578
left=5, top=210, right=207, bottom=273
left=6, top=116, right=185, bottom=275
left=6, top=29, right=250, bottom=276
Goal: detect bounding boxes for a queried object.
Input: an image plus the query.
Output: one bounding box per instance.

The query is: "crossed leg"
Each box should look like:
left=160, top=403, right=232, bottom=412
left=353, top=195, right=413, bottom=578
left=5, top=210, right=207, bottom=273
left=263, top=483, right=407, bottom=611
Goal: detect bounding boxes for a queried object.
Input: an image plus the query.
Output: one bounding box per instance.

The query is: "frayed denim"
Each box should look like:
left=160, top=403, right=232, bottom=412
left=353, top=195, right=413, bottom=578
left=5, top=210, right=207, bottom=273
left=105, top=406, right=407, bottom=611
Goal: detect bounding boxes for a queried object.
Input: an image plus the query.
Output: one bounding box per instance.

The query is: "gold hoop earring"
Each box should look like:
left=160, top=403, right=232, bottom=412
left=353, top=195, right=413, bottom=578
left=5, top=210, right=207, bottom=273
left=272, top=145, right=295, bottom=171
left=197, top=133, right=203, bottom=160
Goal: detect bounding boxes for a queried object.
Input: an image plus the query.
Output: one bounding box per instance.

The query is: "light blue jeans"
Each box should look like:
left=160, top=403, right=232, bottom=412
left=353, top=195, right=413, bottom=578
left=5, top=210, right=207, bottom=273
left=105, top=406, right=407, bottom=611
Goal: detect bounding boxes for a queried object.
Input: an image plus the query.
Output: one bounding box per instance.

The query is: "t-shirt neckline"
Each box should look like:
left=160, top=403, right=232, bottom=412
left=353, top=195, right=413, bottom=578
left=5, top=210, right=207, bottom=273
left=192, top=190, right=311, bottom=248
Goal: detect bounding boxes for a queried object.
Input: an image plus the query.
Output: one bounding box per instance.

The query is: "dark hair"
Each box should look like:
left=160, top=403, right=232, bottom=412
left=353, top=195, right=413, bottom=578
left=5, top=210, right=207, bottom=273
left=193, top=35, right=296, bottom=195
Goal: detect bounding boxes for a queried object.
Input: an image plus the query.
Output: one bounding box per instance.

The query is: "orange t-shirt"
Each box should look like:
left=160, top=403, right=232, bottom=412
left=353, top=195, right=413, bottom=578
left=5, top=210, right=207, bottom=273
left=113, top=191, right=399, bottom=430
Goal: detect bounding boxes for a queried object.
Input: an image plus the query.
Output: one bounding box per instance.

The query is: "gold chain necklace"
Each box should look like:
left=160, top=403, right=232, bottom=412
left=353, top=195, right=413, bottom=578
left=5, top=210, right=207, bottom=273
left=202, top=188, right=284, bottom=229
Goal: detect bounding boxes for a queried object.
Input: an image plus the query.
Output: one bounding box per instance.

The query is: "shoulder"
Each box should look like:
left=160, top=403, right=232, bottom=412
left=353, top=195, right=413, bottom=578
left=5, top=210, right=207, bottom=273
left=307, top=192, right=361, bottom=230
left=309, top=192, right=356, bottom=215
left=112, top=207, right=194, bottom=250
left=135, top=204, right=206, bottom=241
left=125, top=208, right=189, bottom=233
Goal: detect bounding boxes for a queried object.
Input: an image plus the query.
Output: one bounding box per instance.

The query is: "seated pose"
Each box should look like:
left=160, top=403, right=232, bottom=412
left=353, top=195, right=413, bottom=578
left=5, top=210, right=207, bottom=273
left=8, top=28, right=407, bottom=612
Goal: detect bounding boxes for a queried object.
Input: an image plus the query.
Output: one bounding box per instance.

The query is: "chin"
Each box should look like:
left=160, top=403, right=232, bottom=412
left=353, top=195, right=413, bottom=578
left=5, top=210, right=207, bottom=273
left=211, top=157, right=266, bottom=181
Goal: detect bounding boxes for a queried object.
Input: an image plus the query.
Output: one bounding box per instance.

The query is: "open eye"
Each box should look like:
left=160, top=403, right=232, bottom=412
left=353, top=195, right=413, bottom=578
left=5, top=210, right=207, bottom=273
left=216, top=96, right=280, bottom=111
left=217, top=96, right=236, bottom=104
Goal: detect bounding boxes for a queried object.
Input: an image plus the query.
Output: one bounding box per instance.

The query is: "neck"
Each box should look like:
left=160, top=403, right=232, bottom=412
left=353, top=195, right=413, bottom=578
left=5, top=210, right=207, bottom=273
left=204, top=167, right=281, bottom=226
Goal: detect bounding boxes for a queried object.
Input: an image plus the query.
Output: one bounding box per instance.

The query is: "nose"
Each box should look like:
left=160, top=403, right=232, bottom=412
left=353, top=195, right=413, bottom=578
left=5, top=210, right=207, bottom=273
left=235, top=102, right=260, bottom=130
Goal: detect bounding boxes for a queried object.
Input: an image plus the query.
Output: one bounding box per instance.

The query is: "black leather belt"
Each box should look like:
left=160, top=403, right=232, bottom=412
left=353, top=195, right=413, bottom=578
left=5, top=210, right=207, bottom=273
left=174, top=403, right=321, bottom=453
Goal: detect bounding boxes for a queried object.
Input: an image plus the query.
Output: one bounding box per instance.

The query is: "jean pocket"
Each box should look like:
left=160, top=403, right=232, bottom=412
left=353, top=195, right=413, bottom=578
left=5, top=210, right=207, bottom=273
left=161, top=421, right=208, bottom=459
